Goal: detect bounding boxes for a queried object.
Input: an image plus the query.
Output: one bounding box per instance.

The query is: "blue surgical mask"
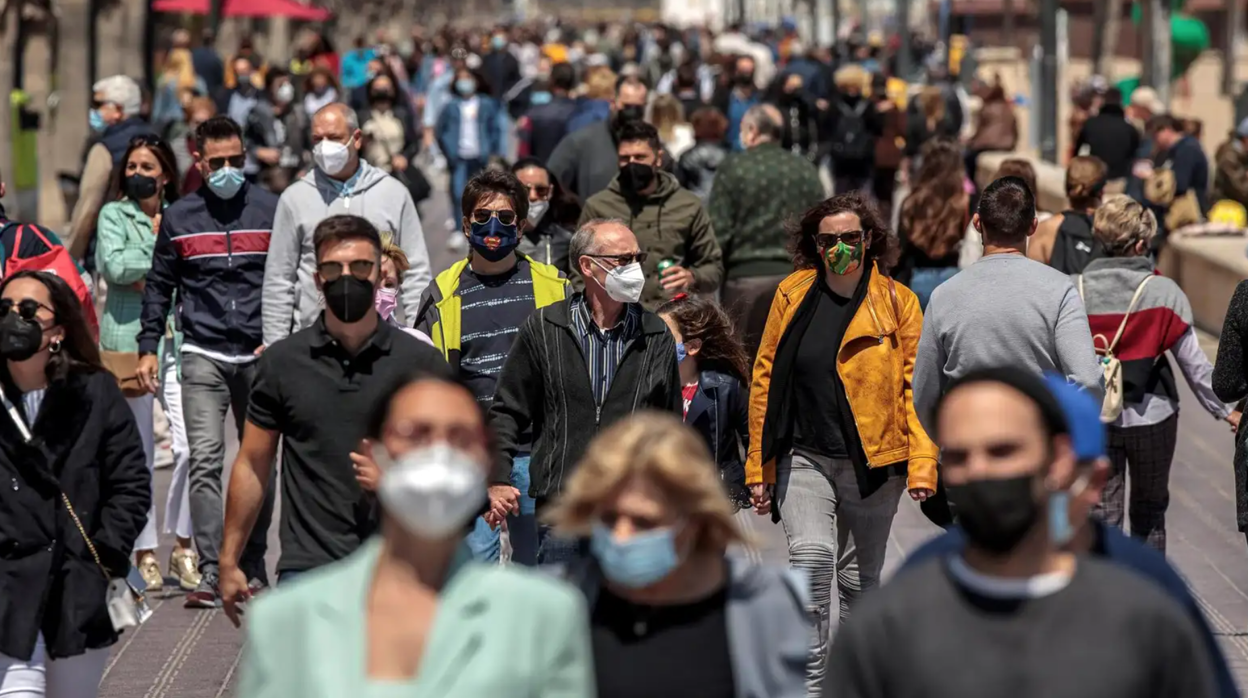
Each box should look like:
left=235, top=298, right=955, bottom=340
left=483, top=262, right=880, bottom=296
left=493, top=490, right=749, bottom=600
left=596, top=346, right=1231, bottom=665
left=676, top=342, right=687, bottom=363
left=207, top=166, right=245, bottom=200
left=530, top=91, right=553, bottom=106
left=456, top=78, right=477, bottom=96
left=591, top=522, right=681, bottom=589
left=1048, top=474, right=1088, bottom=547
left=89, top=109, right=107, bottom=133
left=492, top=36, right=507, bottom=50
left=468, top=216, right=519, bottom=262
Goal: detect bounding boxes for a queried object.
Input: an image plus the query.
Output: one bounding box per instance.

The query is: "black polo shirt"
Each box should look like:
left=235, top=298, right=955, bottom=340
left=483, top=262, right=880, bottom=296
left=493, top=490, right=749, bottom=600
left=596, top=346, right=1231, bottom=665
left=247, top=316, right=450, bottom=573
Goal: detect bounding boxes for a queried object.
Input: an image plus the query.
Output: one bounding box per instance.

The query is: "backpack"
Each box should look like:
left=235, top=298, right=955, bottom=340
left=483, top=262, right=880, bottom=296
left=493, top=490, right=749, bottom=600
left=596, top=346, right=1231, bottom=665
left=1, top=222, right=99, bottom=341
left=1049, top=211, right=1103, bottom=275
left=830, top=99, right=873, bottom=161
left=1076, top=274, right=1152, bottom=423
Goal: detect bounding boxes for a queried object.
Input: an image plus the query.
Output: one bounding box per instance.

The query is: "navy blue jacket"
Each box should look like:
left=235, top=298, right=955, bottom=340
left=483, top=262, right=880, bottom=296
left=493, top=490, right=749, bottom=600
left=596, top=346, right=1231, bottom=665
left=687, top=369, right=750, bottom=499
left=138, top=183, right=277, bottom=356
left=523, top=96, right=578, bottom=165
left=901, top=522, right=1239, bottom=698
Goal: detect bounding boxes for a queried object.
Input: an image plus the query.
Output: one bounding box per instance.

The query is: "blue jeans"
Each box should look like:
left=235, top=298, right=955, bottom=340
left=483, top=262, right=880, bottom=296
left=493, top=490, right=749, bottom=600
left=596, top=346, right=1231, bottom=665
left=536, top=522, right=589, bottom=566
left=449, top=157, right=486, bottom=222
left=909, top=267, right=959, bottom=310
left=466, top=455, right=538, bottom=565
left=277, top=569, right=306, bottom=586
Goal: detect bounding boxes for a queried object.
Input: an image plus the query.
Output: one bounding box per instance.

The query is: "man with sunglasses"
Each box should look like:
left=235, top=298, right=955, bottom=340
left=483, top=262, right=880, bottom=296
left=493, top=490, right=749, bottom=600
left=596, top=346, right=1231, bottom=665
left=413, top=169, right=568, bottom=566
left=137, top=115, right=280, bottom=608
left=488, top=218, right=682, bottom=564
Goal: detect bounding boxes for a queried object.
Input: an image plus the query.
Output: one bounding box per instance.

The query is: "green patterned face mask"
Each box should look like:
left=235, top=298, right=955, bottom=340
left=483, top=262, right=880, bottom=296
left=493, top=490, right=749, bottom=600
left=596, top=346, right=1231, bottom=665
left=823, top=240, right=864, bottom=275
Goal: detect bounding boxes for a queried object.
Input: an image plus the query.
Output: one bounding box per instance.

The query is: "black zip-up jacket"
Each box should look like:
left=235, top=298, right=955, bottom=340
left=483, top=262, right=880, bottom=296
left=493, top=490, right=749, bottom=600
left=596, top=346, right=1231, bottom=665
left=487, top=297, right=682, bottom=497
left=1074, top=105, right=1141, bottom=180
left=138, top=182, right=278, bottom=355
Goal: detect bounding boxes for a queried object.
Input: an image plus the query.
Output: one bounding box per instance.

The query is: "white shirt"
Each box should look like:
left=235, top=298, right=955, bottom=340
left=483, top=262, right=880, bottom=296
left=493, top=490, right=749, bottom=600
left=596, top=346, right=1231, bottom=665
left=458, top=97, right=481, bottom=160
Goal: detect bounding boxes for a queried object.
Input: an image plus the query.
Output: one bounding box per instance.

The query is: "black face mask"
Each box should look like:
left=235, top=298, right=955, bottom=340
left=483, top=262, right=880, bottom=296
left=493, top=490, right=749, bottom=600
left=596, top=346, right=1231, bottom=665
left=125, top=174, right=159, bottom=201
left=371, top=91, right=395, bottom=103
left=323, top=276, right=376, bottom=324
left=619, top=162, right=656, bottom=194
left=735, top=73, right=755, bottom=87
left=0, top=312, right=44, bottom=362
left=946, top=475, right=1042, bottom=554
left=616, top=106, right=645, bottom=127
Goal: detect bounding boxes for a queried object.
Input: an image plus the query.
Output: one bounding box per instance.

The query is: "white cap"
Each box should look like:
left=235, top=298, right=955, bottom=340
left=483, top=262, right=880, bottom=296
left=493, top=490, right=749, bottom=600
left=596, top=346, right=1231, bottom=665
left=92, top=75, right=142, bottom=117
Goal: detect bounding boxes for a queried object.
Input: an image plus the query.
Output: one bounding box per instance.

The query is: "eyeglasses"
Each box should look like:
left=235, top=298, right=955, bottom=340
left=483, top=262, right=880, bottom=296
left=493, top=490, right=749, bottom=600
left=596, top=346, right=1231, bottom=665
left=525, top=184, right=552, bottom=198
left=0, top=298, right=53, bottom=322
left=317, top=260, right=376, bottom=282
left=586, top=252, right=648, bottom=267
left=471, top=209, right=518, bottom=226
left=206, top=154, right=246, bottom=171
left=815, top=230, right=865, bottom=248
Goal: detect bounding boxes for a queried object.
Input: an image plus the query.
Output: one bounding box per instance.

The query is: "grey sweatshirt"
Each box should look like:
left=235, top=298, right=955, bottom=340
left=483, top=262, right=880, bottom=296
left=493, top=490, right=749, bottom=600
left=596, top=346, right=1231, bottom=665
left=263, top=161, right=432, bottom=345
left=912, top=253, right=1104, bottom=432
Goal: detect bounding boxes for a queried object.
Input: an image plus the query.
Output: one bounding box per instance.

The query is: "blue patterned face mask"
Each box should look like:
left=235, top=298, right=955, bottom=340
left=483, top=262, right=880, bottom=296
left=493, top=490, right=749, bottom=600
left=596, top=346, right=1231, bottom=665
left=591, top=522, right=682, bottom=588
left=468, top=216, right=519, bottom=263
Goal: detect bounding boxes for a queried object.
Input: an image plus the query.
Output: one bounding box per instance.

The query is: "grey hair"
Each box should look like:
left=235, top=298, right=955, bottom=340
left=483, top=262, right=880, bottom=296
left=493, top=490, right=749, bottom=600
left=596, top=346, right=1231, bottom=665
left=92, top=75, right=142, bottom=117
left=314, top=102, right=360, bottom=131
left=569, top=218, right=626, bottom=277
left=742, top=104, right=783, bottom=142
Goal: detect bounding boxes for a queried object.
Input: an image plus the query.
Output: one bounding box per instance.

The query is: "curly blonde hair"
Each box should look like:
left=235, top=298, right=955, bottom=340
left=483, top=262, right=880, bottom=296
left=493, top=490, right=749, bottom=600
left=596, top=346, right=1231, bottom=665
left=544, top=412, right=749, bottom=553
left=1093, top=194, right=1157, bottom=255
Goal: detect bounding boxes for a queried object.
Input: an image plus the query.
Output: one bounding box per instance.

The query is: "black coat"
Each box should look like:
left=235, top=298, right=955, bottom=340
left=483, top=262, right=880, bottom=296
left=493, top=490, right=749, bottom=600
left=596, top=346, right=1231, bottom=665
left=0, top=368, right=149, bottom=661
left=686, top=369, right=750, bottom=503
left=1074, top=105, right=1141, bottom=180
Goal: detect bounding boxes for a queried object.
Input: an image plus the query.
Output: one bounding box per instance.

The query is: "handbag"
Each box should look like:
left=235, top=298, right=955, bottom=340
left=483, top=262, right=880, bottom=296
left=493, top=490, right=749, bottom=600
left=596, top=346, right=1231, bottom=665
left=100, top=350, right=146, bottom=398
left=2, top=391, right=151, bottom=631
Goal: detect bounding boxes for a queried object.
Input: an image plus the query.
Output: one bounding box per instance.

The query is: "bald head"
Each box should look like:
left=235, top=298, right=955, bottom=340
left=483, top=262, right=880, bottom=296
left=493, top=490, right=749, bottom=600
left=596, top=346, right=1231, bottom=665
left=311, top=103, right=362, bottom=179
left=570, top=218, right=640, bottom=281
left=741, top=103, right=783, bottom=149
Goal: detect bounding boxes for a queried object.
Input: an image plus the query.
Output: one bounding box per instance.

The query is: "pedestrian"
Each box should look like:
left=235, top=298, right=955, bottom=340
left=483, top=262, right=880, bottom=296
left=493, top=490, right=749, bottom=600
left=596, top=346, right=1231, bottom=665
left=767, top=72, right=821, bottom=163
left=236, top=372, right=595, bottom=698
left=301, top=67, right=340, bottom=120
left=0, top=271, right=150, bottom=697
left=549, top=75, right=650, bottom=200
left=1074, top=88, right=1140, bottom=193
left=264, top=102, right=432, bottom=345
left=958, top=158, right=1051, bottom=268
left=136, top=115, right=278, bottom=607
left=95, top=134, right=200, bottom=592
left=151, top=48, right=206, bottom=140
left=895, top=136, right=970, bottom=308
left=1027, top=155, right=1109, bottom=271
left=707, top=103, right=824, bottom=360
left=520, top=62, right=578, bottom=164
left=748, top=191, right=936, bottom=695
left=67, top=76, right=155, bottom=264
left=191, top=28, right=224, bottom=95
left=710, top=54, right=763, bottom=153
left=826, top=65, right=881, bottom=196
left=358, top=70, right=420, bottom=178
left=512, top=158, right=577, bottom=274
left=902, top=85, right=958, bottom=182
left=1077, top=195, right=1238, bottom=551
left=214, top=54, right=263, bottom=128
left=826, top=368, right=1218, bottom=698
left=487, top=219, right=682, bottom=564
left=901, top=371, right=1242, bottom=698
left=244, top=68, right=310, bottom=195
left=412, top=170, right=569, bottom=565
left=579, top=120, right=724, bottom=309
left=220, top=215, right=447, bottom=612
left=656, top=294, right=752, bottom=509
left=964, top=81, right=1018, bottom=183
left=1214, top=280, right=1248, bottom=556
left=1212, top=118, right=1248, bottom=209
left=676, top=107, right=730, bottom=202
left=650, top=94, right=695, bottom=160
left=1144, top=114, right=1210, bottom=236
left=870, top=75, right=905, bottom=208
left=483, top=27, right=523, bottom=103
left=375, top=236, right=433, bottom=345
left=546, top=412, right=808, bottom=698
left=434, top=65, right=506, bottom=241
left=564, top=65, right=617, bottom=135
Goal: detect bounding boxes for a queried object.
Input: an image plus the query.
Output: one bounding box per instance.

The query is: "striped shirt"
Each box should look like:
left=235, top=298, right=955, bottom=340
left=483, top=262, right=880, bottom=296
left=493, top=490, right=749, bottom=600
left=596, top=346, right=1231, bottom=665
left=569, top=294, right=642, bottom=406
left=458, top=258, right=538, bottom=406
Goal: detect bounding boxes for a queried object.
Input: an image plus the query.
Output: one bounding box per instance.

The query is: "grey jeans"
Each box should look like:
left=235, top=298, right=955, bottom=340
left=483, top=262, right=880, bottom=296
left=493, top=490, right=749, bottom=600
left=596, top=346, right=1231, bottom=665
left=181, top=352, right=274, bottom=578
left=776, top=450, right=905, bottom=696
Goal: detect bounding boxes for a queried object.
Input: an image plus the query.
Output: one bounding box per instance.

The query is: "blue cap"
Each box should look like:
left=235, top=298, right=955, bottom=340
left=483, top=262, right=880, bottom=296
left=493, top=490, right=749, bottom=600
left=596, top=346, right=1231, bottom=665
left=1042, top=374, right=1106, bottom=461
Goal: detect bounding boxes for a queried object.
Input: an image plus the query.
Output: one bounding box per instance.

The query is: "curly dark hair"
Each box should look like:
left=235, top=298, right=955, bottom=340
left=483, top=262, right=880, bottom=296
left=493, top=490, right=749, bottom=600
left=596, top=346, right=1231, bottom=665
left=654, top=295, right=751, bottom=382
left=788, top=191, right=896, bottom=273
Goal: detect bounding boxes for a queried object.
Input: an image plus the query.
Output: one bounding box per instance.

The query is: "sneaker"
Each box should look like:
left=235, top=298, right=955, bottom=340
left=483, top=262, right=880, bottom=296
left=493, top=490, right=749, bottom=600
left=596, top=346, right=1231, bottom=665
left=169, top=548, right=202, bottom=592
left=446, top=233, right=467, bottom=253
left=247, top=577, right=270, bottom=596
left=184, top=570, right=220, bottom=609
left=137, top=552, right=163, bottom=592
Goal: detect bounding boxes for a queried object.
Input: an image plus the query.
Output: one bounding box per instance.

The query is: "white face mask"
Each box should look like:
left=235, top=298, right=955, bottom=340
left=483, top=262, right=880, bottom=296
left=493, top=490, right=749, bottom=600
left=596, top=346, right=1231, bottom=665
left=314, top=139, right=352, bottom=176
left=377, top=443, right=486, bottom=539
left=527, top=199, right=550, bottom=226
left=275, top=82, right=296, bottom=104
left=593, top=259, right=645, bottom=304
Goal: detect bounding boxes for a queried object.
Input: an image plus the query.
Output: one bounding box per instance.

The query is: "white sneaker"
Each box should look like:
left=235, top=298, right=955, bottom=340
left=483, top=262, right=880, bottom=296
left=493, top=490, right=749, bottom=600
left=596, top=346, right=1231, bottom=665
left=446, top=234, right=468, bottom=253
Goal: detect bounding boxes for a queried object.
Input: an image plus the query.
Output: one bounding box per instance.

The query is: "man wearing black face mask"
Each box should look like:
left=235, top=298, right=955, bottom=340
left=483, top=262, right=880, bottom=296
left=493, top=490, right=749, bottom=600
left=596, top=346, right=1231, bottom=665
left=548, top=76, right=652, bottom=200
left=579, top=121, right=723, bottom=309
left=711, top=55, right=762, bottom=153
left=825, top=368, right=1219, bottom=698
left=219, top=215, right=447, bottom=622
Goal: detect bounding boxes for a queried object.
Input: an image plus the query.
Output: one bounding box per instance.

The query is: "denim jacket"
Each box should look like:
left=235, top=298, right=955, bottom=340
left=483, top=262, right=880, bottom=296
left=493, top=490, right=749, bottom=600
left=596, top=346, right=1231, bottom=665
left=435, top=95, right=504, bottom=162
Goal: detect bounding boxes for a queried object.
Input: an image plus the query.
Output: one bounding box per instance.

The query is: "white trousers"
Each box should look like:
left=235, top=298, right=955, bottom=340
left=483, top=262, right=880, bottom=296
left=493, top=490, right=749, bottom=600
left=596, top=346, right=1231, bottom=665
left=158, top=352, right=192, bottom=540
left=127, top=394, right=157, bottom=553
left=0, top=633, right=108, bottom=697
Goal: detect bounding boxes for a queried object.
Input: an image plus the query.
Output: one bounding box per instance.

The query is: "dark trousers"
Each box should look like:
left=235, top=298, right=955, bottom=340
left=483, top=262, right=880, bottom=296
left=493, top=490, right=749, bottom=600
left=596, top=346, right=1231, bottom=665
left=534, top=497, right=589, bottom=566
left=872, top=168, right=898, bottom=212
left=722, top=274, right=788, bottom=364
left=1094, top=414, right=1180, bottom=552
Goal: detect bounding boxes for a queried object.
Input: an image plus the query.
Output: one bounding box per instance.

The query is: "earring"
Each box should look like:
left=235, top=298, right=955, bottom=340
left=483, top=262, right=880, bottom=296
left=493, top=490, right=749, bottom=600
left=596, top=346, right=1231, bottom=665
left=49, top=338, right=62, bottom=354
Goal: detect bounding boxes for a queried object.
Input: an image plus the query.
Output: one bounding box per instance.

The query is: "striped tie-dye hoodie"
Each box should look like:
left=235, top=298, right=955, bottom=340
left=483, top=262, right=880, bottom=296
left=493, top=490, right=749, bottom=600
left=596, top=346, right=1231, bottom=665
left=1074, top=256, right=1231, bottom=426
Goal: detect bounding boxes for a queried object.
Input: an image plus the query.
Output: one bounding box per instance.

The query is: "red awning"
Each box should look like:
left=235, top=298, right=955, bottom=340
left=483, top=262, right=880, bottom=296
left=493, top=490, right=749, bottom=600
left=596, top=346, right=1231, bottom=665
left=151, top=0, right=331, bottom=21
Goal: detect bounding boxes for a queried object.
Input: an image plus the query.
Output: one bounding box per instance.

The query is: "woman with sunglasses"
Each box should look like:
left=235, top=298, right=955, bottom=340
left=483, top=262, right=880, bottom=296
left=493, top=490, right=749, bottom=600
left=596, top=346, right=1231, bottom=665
left=0, top=271, right=149, bottom=697
left=512, top=158, right=578, bottom=275
left=748, top=192, right=937, bottom=696
left=96, top=135, right=200, bottom=593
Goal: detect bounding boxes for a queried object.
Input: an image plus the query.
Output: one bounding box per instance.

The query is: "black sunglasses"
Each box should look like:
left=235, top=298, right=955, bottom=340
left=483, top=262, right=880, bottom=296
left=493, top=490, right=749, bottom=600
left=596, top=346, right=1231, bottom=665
left=318, top=260, right=376, bottom=282
left=587, top=252, right=648, bottom=267
left=0, top=298, right=53, bottom=322
left=471, top=209, right=518, bottom=226
left=815, top=230, right=865, bottom=248
left=206, top=154, right=246, bottom=171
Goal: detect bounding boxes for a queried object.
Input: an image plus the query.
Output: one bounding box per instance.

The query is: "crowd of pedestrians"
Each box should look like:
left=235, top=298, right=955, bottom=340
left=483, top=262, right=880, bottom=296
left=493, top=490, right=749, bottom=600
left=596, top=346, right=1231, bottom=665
left=1, top=15, right=1247, bottom=698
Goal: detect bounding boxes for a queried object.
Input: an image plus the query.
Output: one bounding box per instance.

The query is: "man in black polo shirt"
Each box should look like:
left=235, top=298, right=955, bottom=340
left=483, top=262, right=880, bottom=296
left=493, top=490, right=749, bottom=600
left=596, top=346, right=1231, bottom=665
left=218, top=215, right=447, bottom=623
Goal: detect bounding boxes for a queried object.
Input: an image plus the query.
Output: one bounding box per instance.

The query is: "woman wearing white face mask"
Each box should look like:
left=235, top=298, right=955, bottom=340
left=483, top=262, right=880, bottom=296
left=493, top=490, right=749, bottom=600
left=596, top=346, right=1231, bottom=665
left=547, top=411, right=808, bottom=698
left=238, top=372, right=595, bottom=698
left=512, top=158, right=577, bottom=275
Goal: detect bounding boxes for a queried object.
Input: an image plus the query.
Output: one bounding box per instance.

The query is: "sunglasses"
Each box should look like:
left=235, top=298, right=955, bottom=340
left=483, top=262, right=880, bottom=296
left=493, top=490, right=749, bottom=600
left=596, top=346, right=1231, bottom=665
left=206, top=154, right=246, bottom=171
left=471, top=209, right=518, bottom=226
left=0, top=298, right=53, bottom=322
left=587, top=252, right=648, bottom=267
left=524, top=184, right=552, bottom=198
left=815, top=230, right=865, bottom=248
left=317, top=260, right=376, bottom=282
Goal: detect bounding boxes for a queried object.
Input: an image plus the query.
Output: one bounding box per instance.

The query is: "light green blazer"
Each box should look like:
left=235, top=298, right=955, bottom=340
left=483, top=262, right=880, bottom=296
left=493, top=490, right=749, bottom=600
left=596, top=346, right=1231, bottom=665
left=238, top=538, right=597, bottom=698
